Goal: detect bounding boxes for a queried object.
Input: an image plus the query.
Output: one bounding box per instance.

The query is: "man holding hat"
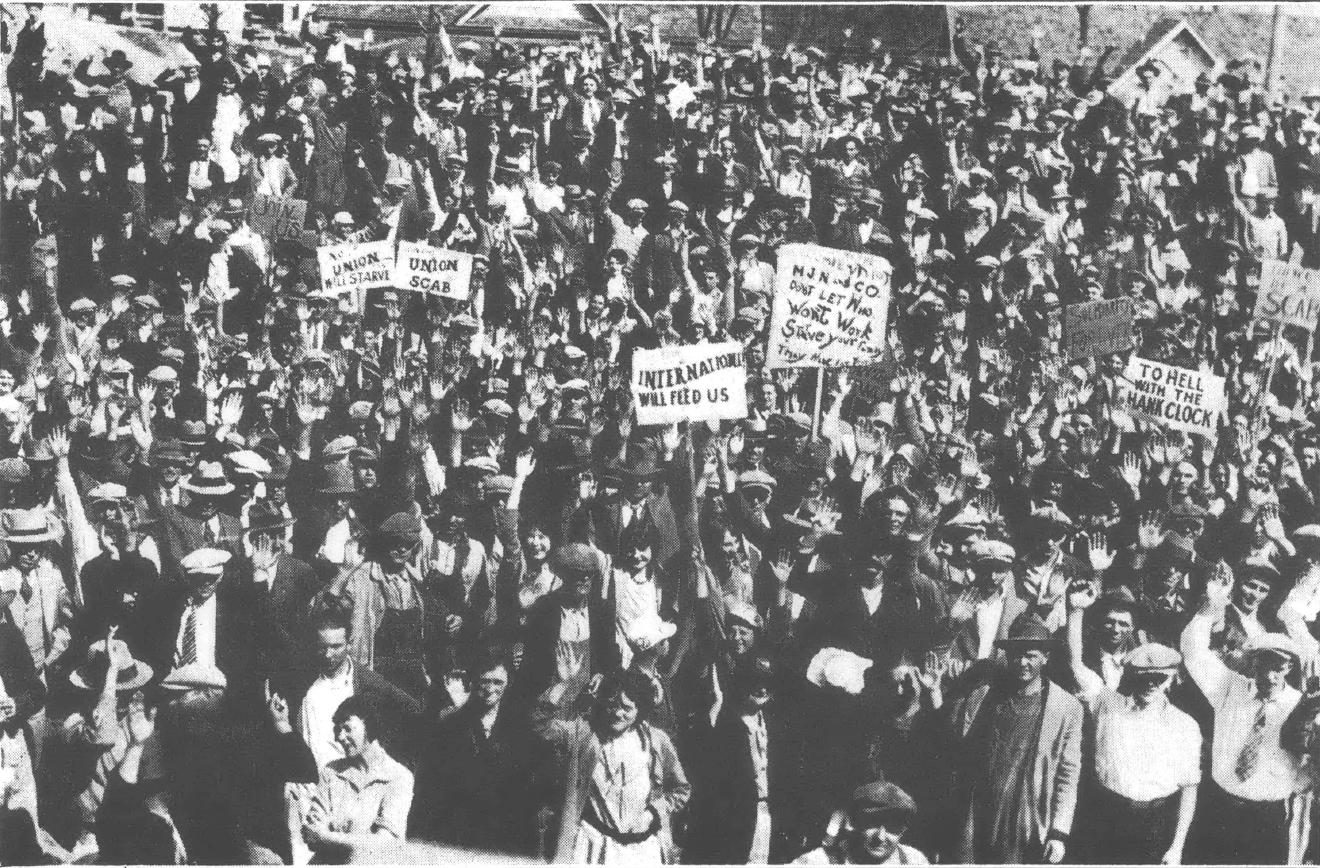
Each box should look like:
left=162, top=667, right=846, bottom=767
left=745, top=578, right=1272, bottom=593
left=1067, top=582, right=1201, bottom=864
left=1182, top=566, right=1313, bottom=863
left=947, top=612, right=1082, bottom=864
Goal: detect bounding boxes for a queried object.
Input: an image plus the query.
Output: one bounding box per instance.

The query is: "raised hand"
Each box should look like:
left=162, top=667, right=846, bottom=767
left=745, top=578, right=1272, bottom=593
left=935, top=473, right=959, bottom=506
left=661, top=423, right=682, bottom=455
left=515, top=448, right=536, bottom=479
left=1068, top=578, right=1099, bottom=611
left=1205, top=560, right=1234, bottom=610
left=1137, top=512, right=1165, bottom=550
left=1121, top=452, right=1142, bottom=490
left=43, top=426, right=71, bottom=460
left=31, top=322, right=49, bottom=346
left=769, top=549, right=795, bottom=585
left=451, top=397, right=474, bottom=433
left=1087, top=532, right=1115, bottom=572
left=252, top=533, right=279, bottom=574
left=293, top=394, right=320, bottom=428
left=219, top=392, right=243, bottom=428
left=126, top=691, right=156, bottom=745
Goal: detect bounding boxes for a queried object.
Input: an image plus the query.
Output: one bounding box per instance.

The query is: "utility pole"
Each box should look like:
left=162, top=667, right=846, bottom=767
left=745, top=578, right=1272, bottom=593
left=1265, top=4, right=1284, bottom=98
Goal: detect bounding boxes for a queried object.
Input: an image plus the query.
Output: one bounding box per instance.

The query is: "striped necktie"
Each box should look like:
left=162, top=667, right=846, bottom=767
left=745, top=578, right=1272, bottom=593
left=177, top=606, right=199, bottom=667
left=1235, top=700, right=1270, bottom=781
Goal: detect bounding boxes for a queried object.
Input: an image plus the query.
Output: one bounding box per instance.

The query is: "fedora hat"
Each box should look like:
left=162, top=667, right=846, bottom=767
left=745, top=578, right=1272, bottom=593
left=160, top=662, right=227, bottom=691
left=245, top=501, right=295, bottom=536
left=997, top=612, right=1059, bottom=649
left=70, top=638, right=153, bottom=692
left=0, top=509, right=59, bottom=544
left=182, top=461, right=234, bottom=496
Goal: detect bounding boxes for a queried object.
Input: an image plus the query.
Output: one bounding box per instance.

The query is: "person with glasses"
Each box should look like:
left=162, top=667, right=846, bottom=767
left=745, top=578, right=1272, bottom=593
left=1066, top=581, right=1201, bottom=864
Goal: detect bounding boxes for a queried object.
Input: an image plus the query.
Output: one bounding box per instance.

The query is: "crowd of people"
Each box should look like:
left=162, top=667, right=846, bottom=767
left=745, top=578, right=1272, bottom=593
left=5, top=2, right=1320, bottom=864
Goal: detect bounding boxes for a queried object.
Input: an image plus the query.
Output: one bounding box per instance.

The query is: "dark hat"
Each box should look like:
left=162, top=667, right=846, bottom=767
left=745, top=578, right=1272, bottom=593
left=178, top=420, right=208, bottom=447
left=850, top=781, right=917, bottom=822
left=551, top=542, right=601, bottom=576
left=377, top=511, right=421, bottom=546
left=550, top=436, right=593, bottom=472
left=150, top=438, right=190, bottom=467
left=245, top=501, right=295, bottom=535
left=317, top=464, right=357, bottom=496
left=1096, top=586, right=1140, bottom=617
left=997, top=612, right=1058, bottom=649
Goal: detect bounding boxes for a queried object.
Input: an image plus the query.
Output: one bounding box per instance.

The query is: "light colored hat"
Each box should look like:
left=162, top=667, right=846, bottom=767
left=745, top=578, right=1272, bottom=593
left=321, top=435, right=358, bottom=461
left=147, top=365, right=178, bottom=382
left=1126, top=643, right=1182, bottom=671
left=624, top=612, right=677, bottom=652
left=339, top=63, right=357, bottom=78
left=806, top=647, right=873, bottom=695
left=726, top=599, right=763, bottom=630
left=225, top=450, right=271, bottom=478
left=457, top=40, right=481, bottom=55
left=968, top=539, right=1016, bottom=567
left=69, top=298, right=97, bottom=313
left=69, top=638, right=153, bottom=691
left=182, top=461, right=235, bottom=496
left=88, top=482, right=129, bottom=504
left=160, top=662, right=228, bottom=691
left=1245, top=632, right=1300, bottom=663
left=180, top=547, right=232, bottom=575
left=0, top=509, right=59, bottom=544
left=332, top=211, right=355, bottom=226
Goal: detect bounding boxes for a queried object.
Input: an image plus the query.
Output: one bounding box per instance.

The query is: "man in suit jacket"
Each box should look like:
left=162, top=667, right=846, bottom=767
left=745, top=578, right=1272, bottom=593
left=947, top=613, right=1083, bottom=865
left=133, top=548, right=254, bottom=697
left=243, top=503, right=323, bottom=686
left=586, top=450, right=680, bottom=567
left=411, top=654, right=537, bottom=855
left=159, top=461, right=244, bottom=585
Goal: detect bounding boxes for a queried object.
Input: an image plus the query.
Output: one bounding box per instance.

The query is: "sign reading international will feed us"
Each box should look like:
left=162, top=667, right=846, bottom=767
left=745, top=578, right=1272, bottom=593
left=316, top=240, right=395, bottom=295
left=1062, top=297, right=1134, bottom=359
left=1119, top=357, right=1227, bottom=439
left=767, top=243, right=892, bottom=368
left=631, top=342, right=748, bottom=425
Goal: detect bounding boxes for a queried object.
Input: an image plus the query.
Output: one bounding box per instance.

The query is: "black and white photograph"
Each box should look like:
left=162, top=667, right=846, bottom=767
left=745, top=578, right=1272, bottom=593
left=5, top=1, right=1320, bottom=864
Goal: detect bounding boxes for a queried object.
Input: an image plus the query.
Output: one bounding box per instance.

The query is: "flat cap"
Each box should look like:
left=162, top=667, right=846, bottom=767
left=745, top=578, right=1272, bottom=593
left=180, top=548, right=232, bottom=574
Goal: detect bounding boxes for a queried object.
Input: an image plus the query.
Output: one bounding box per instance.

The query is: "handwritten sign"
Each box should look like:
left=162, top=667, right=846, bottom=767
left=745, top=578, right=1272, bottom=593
left=249, top=195, right=307, bottom=245
left=1118, top=357, right=1227, bottom=439
left=767, top=243, right=892, bottom=368
left=393, top=242, right=474, bottom=300
left=632, top=342, right=747, bottom=425
left=1255, top=260, right=1320, bottom=331
left=316, top=240, right=395, bottom=295
left=1062, top=298, right=1134, bottom=359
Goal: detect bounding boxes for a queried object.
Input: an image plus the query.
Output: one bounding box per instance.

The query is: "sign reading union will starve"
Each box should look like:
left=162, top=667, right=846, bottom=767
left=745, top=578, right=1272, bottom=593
left=1062, top=297, right=1134, bottom=359
left=767, top=243, right=892, bottom=368
left=316, top=240, right=395, bottom=295
left=1119, top=357, right=1227, bottom=439
left=1254, top=260, right=1320, bottom=331
left=393, top=242, right=474, bottom=300
left=632, top=342, right=747, bottom=425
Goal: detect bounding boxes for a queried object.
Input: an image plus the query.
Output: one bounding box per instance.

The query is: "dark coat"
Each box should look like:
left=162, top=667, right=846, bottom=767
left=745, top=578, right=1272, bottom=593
left=410, top=701, right=538, bottom=854
left=132, top=577, right=255, bottom=689
left=512, top=588, right=619, bottom=713
left=684, top=705, right=795, bottom=864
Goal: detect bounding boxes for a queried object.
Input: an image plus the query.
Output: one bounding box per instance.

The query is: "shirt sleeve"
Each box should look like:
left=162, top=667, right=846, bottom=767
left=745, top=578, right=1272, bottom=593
left=1181, top=608, right=1234, bottom=708
left=1174, top=711, right=1204, bottom=789
left=372, top=767, right=414, bottom=839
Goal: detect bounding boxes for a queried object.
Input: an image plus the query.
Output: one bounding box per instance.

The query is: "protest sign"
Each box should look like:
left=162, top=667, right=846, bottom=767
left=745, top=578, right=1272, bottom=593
left=767, top=243, right=892, bottom=368
left=1119, top=357, right=1227, bottom=439
left=631, top=342, right=747, bottom=425
left=1062, top=298, right=1134, bottom=359
left=316, top=240, right=395, bottom=295
left=249, top=195, right=307, bottom=245
left=1254, top=260, right=1320, bottom=331
left=393, top=242, right=474, bottom=300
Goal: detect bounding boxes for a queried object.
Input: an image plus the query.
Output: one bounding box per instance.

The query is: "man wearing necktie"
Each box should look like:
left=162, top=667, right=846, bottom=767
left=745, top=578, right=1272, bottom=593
left=1182, top=568, right=1314, bottom=864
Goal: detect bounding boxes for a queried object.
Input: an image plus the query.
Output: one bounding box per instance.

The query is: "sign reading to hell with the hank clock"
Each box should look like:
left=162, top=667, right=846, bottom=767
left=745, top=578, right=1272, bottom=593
left=767, top=243, right=892, bottom=368
left=1119, top=358, right=1228, bottom=439
left=393, top=241, right=475, bottom=300
left=632, top=342, right=747, bottom=425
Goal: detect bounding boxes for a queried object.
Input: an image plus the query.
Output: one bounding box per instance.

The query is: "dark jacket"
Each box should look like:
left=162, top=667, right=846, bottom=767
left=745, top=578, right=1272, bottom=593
left=410, top=701, right=538, bottom=854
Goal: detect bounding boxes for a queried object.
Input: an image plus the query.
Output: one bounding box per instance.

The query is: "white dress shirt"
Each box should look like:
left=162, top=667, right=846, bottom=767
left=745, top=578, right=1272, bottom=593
left=299, top=659, right=354, bottom=769
left=175, top=593, right=218, bottom=669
